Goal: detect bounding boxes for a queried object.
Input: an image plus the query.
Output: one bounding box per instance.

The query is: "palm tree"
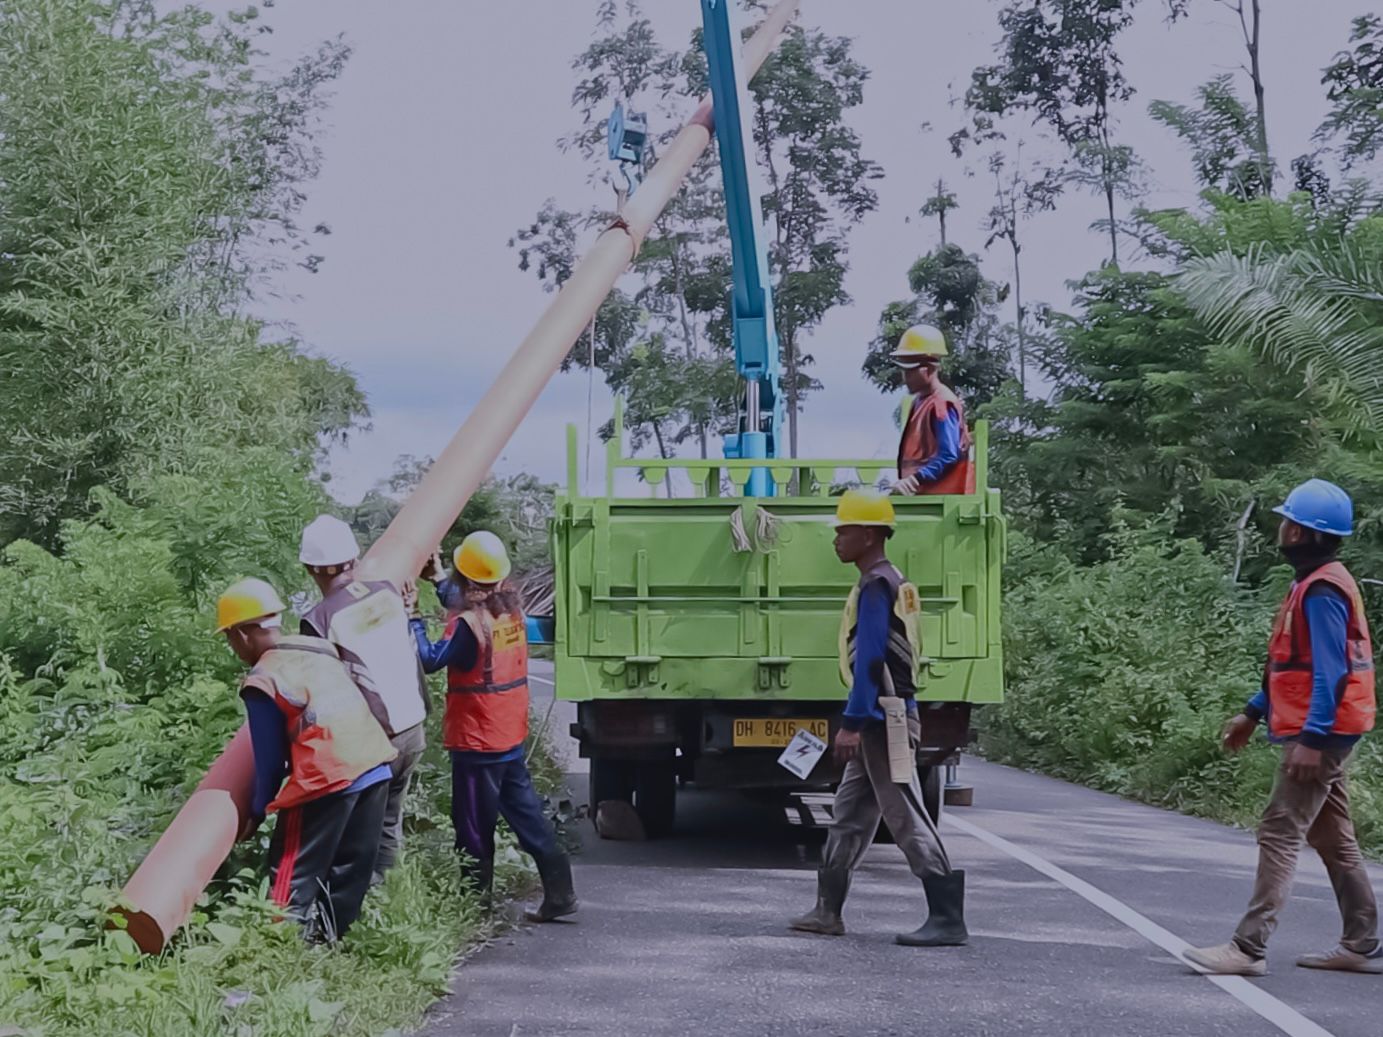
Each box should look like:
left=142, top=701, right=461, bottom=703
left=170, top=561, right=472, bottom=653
left=1176, top=240, right=1383, bottom=437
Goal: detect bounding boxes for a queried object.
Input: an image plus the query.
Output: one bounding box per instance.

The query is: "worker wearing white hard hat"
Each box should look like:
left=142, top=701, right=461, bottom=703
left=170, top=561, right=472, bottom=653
left=217, top=576, right=395, bottom=942
left=890, top=325, right=975, bottom=497
left=405, top=530, right=578, bottom=924
left=299, top=514, right=430, bottom=884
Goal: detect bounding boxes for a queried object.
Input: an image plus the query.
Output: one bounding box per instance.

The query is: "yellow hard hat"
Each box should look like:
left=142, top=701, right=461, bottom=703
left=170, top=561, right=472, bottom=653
left=453, top=530, right=512, bottom=585
left=832, top=489, right=897, bottom=529
left=891, top=324, right=948, bottom=367
left=216, top=577, right=286, bottom=632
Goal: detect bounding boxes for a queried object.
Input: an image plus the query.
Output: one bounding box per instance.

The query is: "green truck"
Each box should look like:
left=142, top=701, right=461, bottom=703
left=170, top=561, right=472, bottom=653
left=548, top=401, right=1005, bottom=835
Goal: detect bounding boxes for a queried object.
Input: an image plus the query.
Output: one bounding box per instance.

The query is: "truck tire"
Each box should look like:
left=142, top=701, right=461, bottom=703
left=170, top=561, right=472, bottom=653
left=633, top=760, right=677, bottom=838
left=918, top=764, right=943, bottom=826
left=588, top=756, right=634, bottom=821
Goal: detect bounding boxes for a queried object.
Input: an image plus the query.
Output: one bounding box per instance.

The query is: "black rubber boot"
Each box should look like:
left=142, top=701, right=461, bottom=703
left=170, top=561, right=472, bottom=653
left=788, top=868, right=851, bottom=936
left=461, top=855, right=495, bottom=909
left=896, top=869, right=968, bottom=946
left=525, top=850, right=578, bottom=922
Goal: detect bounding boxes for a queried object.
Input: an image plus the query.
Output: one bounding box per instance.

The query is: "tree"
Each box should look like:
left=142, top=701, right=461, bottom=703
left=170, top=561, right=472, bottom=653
left=863, top=244, right=1014, bottom=410
left=1150, top=75, right=1271, bottom=199
left=920, top=178, right=959, bottom=245
left=960, top=0, right=1140, bottom=264
left=352, top=457, right=556, bottom=576
left=982, top=146, right=1064, bottom=393
left=517, top=3, right=880, bottom=461
left=1177, top=238, right=1383, bottom=440
left=1316, top=15, right=1383, bottom=170
left=0, top=0, right=364, bottom=548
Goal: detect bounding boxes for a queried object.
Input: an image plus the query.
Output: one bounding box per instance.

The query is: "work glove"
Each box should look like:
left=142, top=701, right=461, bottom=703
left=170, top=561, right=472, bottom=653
left=891, top=476, right=919, bottom=496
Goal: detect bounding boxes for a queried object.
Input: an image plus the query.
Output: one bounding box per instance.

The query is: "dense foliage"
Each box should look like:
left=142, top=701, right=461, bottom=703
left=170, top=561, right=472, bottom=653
left=0, top=4, right=549, bottom=1033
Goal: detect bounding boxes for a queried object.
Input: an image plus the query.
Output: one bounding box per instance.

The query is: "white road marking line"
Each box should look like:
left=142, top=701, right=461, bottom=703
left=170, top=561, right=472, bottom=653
left=529, top=674, right=555, bottom=686
left=944, top=813, right=1337, bottom=1037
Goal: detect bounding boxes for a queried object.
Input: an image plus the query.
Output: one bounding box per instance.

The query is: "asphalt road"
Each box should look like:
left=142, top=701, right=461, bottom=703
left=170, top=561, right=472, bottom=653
left=418, top=662, right=1382, bottom=1037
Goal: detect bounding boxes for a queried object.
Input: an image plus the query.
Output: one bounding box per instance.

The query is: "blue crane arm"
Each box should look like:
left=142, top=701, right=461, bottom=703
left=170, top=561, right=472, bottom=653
left=701, top=0, right=782, bottom=471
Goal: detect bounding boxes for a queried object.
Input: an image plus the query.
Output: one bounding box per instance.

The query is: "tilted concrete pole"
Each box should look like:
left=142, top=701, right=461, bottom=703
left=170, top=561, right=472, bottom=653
left=113, top=0, right=799, bottom=953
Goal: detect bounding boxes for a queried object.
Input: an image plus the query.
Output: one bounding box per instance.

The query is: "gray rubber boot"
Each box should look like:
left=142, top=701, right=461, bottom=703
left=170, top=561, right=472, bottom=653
left=789, top=868, right=851, bottom=936
left=525, top=850, right=579, bottom=922
left=896, top=869, right=969, bottom=946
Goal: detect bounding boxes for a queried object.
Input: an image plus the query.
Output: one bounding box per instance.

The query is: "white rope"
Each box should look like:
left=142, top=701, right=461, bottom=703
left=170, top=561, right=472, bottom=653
left=584, top=317, right=595, bottom=495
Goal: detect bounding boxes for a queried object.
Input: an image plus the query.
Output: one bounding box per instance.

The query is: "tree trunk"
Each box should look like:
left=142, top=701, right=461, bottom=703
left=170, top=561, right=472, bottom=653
left=1247, top=0, right=1272, bottom=195
left=939, top=208, right=948, bottom=247
left=1104, top=175, right=1119, bottom=266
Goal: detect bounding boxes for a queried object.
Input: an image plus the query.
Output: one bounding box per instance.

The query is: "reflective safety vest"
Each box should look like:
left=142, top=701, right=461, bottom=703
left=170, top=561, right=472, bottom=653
left=444, top=607, right=530, bottom=752
left=898, top=387, right=975, bottom=495
left=838, top=561, right=923, bottom=695
left=1265, top=561, right=1376, bottom=740
left=304, top=579, right=428, bottom=736
left=242, top=635, right=397, bottom=813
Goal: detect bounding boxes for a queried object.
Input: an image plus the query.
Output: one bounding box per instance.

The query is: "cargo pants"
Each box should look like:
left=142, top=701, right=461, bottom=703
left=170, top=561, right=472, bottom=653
left=1233, top=746, right=1379, bottom=958
left=824, top=722, right=951, bottom=879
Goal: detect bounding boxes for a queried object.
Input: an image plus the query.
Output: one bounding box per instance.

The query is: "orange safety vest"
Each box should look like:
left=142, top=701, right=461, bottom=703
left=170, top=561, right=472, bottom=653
left=242, top=635, right=397, bottom=813
left=898, top=386, right=975, bottom=495
left=443, top=607, right=530, bottom=753
left=1264, top=561, right=1376, bottom=740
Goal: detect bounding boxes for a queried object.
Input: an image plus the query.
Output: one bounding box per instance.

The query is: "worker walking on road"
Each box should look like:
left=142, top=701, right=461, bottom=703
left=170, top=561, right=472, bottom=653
left=299, top=514, right=431, bottom=884
left=1187, top=480, right=1380, bottom=976
left=218, top=578, right=397, bottom=943
left=789, top=490, right=968, bottom=946
left=407, top=530, right=578, bottom=923
left=890, top=324, right=974, bottom=497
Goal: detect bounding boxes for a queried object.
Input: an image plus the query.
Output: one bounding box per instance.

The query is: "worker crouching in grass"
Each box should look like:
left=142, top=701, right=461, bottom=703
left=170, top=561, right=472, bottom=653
left=407, top=531, right=578, bottom=923
left=1186, top=480, right=1381, bottom=976
left=789, top=490, right=967, bottom=946
left=217, top=577, right=397, bottom=943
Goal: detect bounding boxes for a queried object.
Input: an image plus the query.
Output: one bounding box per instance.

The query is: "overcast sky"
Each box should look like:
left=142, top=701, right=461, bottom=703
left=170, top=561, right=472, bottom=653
left=212, top=0, right=1364, bottom=503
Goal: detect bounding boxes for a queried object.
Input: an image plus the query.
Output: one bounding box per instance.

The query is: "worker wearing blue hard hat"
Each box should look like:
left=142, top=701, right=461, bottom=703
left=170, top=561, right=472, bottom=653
left=1187, top=479, right=1380, bottom=976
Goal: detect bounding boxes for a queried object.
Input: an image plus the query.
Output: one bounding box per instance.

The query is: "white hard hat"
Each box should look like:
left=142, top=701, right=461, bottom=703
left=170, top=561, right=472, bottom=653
left=299, top=514, right=360, bottom=568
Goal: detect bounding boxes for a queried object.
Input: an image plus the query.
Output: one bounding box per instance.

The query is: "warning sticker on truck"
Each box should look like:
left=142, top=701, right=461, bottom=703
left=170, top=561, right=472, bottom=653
left=777, top=728, right=828, bottom=780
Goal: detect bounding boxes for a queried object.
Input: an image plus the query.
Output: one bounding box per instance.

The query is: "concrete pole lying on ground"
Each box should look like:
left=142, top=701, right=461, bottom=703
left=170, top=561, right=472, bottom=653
left=113, top=0, right=800, bottom=954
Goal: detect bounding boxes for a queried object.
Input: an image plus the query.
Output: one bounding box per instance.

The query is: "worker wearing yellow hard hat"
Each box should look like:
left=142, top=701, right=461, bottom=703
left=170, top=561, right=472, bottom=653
left=299, top=514, right=430, bottom=885
left=217, top=576, right=396, bottom=943
left=406, top=530, right=578, bottom=923
left=789, top=490, right=968, bottom=946
left=891, top=324, right=975, bottom=497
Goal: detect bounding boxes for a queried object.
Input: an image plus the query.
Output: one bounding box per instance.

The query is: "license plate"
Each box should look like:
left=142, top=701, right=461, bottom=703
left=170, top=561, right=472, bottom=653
left=732, top=718, right=829, bottom=747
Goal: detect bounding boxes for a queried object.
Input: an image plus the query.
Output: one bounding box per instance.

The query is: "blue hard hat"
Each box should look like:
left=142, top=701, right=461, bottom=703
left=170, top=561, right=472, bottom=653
left=1273, top=479, right=1354, bottom=537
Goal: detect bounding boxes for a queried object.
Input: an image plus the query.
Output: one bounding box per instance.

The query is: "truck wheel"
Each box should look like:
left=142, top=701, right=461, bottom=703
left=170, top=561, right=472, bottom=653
left=919, top=764, right=943, bottom=826
left=634, top=761, right=677, bottom=838
left=588, top=756, right=634, bottom=820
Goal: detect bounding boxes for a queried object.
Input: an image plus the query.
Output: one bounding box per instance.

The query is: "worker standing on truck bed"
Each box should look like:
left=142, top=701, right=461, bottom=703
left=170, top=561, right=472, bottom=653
left=789, top=490, right=968, bottom=946
left=1186, top=480, right=1380, bottom=976
left=217, top=578, right=396, bottom=943
left=298, top=514, right=431, bottom=885
left=891, top=324, right=975, bottom=496
left=406, top=531, right=578, bottom=923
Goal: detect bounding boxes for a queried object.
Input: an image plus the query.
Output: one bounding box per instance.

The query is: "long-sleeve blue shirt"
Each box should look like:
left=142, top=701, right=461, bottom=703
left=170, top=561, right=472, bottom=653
left=409, top=614, right=524, bottom=762
left=914, top=408, right=962, bottom=484
left=841, top=578, right=917, bottom=731
left=241, top=690, right=391, bottom=820
left=1245, top=583, right=1359, bottom=750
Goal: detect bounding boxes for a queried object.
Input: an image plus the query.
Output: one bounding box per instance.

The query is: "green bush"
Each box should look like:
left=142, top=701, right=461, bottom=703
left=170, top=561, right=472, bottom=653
left=984, top=524, right=1383, bottom=855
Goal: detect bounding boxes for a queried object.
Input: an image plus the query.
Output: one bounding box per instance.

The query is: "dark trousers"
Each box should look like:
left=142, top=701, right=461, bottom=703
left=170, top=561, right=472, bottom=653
left=376, top=722, right=426, bottom=877
left=450, top=752, right=559, bottom=863
left=268, top=780, right=388, bottom=942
